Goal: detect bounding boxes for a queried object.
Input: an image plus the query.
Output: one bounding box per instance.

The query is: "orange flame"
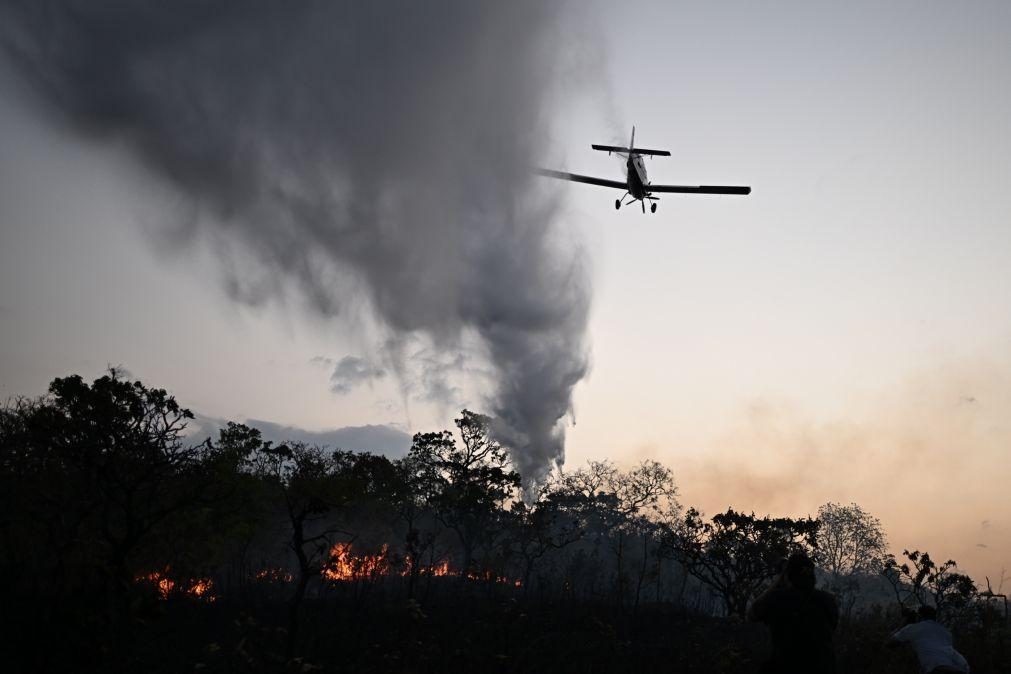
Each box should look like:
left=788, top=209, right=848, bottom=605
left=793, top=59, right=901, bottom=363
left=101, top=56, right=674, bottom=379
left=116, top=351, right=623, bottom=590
left=144, top=544, right=523, bottom=597
left=322, top=542, right=391, bottom=582
left=465, top=570, right=517, bottom=586
left=322, top=544, right=507, bottom=583
left=255, top=567, right=293, bottom=583
left=136, top=571, right=175, bottom=599
left=403, top=555, right=451, bottom=577
left=135, top=569, right=216, bottom=601
left=322, top=543, right=520, bottom=586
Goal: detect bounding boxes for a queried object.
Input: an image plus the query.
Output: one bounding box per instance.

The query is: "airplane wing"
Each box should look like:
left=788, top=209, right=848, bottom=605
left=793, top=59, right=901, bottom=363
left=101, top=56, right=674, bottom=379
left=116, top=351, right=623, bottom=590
left=649, top=184, right=751, bottom=195
left=535, top=168, right=626, bottom=190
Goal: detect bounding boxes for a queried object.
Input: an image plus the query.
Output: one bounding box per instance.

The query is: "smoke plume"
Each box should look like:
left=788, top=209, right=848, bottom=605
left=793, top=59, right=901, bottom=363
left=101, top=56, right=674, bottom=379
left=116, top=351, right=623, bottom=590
left=328, top=356, right=386, bottom=396
left=0, top=1, right=592, bottom=482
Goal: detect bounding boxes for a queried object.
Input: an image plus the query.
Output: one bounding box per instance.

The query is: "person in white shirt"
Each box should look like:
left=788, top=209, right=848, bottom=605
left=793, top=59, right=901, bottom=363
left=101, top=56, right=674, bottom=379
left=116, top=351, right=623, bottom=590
left=889, top=605, right=970, bottom=673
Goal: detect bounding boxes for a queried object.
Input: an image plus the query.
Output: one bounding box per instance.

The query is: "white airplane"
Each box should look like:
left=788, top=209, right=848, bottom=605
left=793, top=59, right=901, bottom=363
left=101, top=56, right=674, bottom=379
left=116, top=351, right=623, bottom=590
left=536, top=127, right=751, bottom=213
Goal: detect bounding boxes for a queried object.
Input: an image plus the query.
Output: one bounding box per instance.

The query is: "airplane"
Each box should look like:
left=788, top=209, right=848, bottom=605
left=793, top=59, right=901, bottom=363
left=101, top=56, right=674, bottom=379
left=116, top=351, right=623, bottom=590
left=536, top=127, right=751, bottom=213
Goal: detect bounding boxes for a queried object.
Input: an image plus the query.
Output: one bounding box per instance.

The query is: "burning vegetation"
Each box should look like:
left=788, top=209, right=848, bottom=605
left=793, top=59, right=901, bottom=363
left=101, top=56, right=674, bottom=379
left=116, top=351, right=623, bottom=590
left=321, top=543, right=392, bottom=582
left=318, top=542, right=517, bottom=585
left=135, top=545, right=500, bottom=599
left=135, top=570, right=216, bottom=602
left=254, top=567, right=294, bottom=584
left=3, top=372, right=1005, bottom=673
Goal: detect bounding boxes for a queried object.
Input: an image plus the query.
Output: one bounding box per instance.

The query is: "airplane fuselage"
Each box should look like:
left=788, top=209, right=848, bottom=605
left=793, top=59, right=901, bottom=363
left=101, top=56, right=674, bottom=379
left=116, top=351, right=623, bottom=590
left=534, top=125, right=750, bottom=214
left=627, top=154, right=648, bottom=199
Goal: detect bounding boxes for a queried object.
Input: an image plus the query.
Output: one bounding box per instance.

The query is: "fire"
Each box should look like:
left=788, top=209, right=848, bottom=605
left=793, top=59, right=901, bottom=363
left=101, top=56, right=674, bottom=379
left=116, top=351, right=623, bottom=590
left=322, top=542, right=391, bottom=581
left=322, top=542, right=521, bottom=587
left=466, top=570, right=519, bottom=586
left=255, top=567, right=293, bottom=583
left=137, top=571, right=175, bottom=599
left=163, top=542, right=524, bottom=594
left=135, top=569, right=216, bottom=601
left=189, top=578, right=214, bottom=598
left=403, top=555, right=451, bottom=577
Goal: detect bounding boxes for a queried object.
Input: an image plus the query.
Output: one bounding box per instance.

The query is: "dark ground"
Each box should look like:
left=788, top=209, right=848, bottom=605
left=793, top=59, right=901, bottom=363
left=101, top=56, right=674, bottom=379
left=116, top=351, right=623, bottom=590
left=8, top=590, right=1007, bottom=674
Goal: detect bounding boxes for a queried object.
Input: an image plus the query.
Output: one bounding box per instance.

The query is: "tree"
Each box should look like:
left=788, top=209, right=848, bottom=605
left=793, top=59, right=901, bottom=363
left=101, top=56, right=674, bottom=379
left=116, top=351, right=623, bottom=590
left=0, top=371, right=233, bottom=670
left=0, top=372, right=206, bottom=605
left=882, top=549, right=978, bottom=622
left=407, top=410, right=521, bottom=575
left=541, top=458, right=683, bottom=606
left=610, top=460, right=680, bottom=607
left=247, top=434, right=370, bottom=657
left=545, top=460, right=625, bottom=544
left=542, top=459, right=680, bottom=605
left=506, top=496, right=583, bottom=592
left=667, top=508, right=819, bottom=617
left=817, top=502, right=887, bottom=615
left=390, top=452, right=443, bottom=598
left=144, top=421, right=265, bottom=596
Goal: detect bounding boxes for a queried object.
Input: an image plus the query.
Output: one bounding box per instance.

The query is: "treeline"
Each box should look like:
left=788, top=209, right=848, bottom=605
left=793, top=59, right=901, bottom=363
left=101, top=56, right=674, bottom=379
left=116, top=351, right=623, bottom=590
left=0, top=372, right=1005, bottom=672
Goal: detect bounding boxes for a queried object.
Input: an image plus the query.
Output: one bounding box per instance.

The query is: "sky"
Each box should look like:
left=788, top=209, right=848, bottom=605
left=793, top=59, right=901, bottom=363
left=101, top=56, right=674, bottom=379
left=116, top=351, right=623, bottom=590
left=1, top=1, right=1009, bottom=584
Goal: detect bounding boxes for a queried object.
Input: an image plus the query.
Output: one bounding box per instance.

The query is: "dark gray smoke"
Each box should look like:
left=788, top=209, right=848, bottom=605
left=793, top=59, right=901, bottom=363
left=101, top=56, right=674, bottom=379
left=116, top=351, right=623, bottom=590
left=0, top=0, right=591, bottom=483
left=328, top=356, right=385, bottom=396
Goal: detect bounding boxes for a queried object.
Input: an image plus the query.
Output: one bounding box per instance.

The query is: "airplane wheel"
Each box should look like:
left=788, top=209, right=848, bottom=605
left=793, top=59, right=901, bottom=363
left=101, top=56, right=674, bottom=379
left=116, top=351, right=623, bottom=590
left=650, top=203, right=657, bottom=213
left=615, top=199, right=621, bottom=210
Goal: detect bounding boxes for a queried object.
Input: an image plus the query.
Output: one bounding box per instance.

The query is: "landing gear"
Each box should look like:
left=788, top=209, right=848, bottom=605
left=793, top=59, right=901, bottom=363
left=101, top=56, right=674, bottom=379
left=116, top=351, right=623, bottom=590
left=650, top=202, right=657, bottom=213
left=615, top=199, right=621, bottom=210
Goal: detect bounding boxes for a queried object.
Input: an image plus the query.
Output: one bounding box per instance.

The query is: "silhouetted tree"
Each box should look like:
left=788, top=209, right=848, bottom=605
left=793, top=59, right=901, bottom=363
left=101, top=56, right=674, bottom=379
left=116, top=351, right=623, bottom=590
left=616, top=461, right=680, bottom=608
left=407, top=410, right=521, bottom=576
left=140, top=421, right=266, bottom=598
left=247, top=436, right=367, bottom=657
left=535, top=461, right=622, bottom=599
left=390, top=453, right=443, bottom=598
left=547, top=460, right=679, bottom=605
left=12, top=370, right=1001, bottom=674
left=817, top=502, right=887, bottom=616
left=0, top=372, right=207, bottom=608
left=667, top=508, right=819, bottom=617
left=882, top=549, right=978, bottom=622
left=506, top=495, right=583, bottom=592
left=0, top=371, right=237, bottom=671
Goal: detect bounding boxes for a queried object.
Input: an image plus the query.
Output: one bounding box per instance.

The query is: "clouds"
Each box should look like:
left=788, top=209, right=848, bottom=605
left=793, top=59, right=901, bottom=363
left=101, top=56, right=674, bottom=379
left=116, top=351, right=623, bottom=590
left=0, top=0, right=594, bottom=483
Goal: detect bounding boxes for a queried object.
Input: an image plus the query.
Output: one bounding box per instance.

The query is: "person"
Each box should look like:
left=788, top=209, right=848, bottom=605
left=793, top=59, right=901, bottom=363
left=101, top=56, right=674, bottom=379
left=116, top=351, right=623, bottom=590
left=889, top=605, right=970, bottom=673
left=748, top=551, right=839, bottom=674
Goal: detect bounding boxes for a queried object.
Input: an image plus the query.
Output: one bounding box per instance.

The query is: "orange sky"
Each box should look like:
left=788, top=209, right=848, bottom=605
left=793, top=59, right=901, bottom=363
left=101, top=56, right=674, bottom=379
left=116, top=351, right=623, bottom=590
left=571, top=343, right=1011, bottom=586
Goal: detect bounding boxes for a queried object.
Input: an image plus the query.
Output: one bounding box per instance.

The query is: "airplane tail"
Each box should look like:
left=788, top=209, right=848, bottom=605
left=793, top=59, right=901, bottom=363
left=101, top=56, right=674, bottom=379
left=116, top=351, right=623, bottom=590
left=591, top=125, right=671, bottom=157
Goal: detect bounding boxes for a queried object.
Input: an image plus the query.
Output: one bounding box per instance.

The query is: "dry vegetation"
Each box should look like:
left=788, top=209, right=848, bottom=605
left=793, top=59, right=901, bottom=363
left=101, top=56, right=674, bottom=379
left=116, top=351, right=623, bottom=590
left=2, top=372, right=1007, bottom=672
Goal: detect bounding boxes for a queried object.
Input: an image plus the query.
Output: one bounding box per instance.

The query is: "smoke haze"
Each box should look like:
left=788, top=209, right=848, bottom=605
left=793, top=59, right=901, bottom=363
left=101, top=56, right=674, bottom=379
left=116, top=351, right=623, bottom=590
left=0, top=1, right=592, bottom=482
left=670, top=345, right=1011, bottom=581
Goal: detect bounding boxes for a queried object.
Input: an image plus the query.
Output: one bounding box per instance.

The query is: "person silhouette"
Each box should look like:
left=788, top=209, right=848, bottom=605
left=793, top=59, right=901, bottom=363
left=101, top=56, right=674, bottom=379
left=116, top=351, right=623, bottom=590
left=889, top=605, right=970, bottom=673
left=748, top=551, right=839, bottom=674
